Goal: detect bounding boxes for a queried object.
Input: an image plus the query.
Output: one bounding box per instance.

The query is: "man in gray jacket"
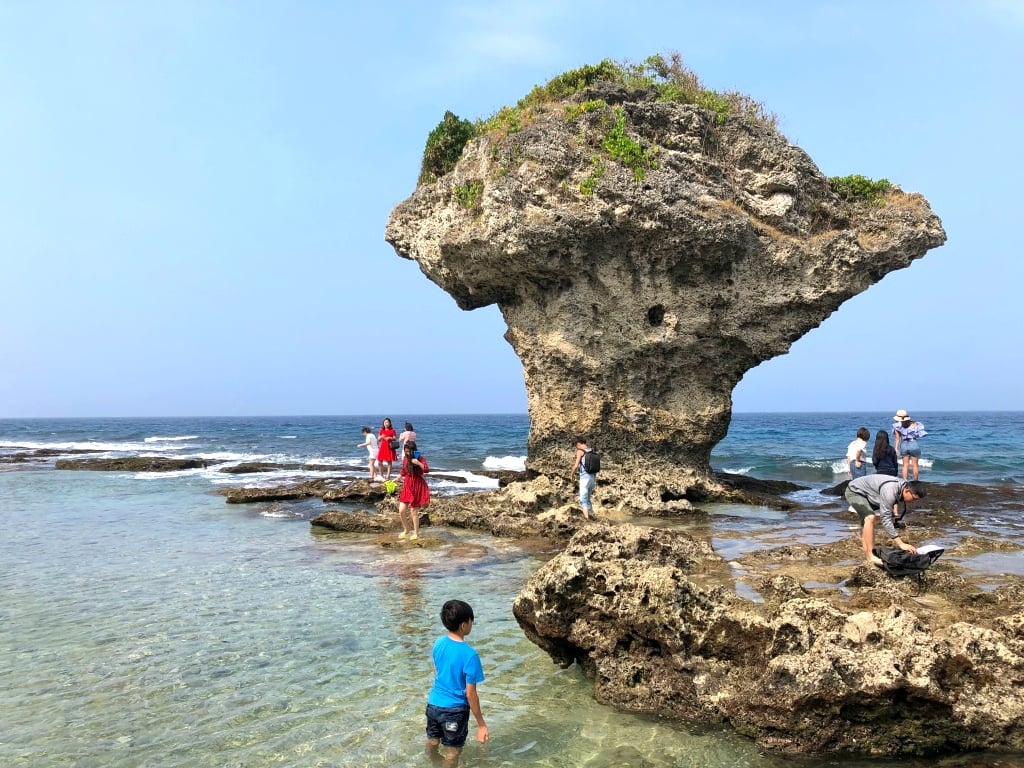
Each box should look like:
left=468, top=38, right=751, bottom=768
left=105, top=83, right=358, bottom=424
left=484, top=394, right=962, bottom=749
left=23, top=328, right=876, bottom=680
left=844, top=475, right=926, bottom=566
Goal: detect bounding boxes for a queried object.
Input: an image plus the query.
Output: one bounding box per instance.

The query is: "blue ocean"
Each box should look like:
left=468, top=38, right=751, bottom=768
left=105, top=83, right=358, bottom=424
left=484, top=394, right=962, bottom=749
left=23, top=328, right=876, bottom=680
left=1, top=412, right=1021, bottom=767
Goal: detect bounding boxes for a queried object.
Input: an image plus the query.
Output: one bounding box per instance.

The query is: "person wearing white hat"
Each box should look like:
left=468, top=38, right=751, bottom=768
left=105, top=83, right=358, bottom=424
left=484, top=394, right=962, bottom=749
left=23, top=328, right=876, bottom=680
left=892, top=410, right=928, bottom=481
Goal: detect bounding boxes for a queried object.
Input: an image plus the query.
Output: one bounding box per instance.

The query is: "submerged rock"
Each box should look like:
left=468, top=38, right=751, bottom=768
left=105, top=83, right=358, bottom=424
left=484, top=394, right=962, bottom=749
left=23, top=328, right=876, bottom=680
left=386, top=66, right=946, bottom=509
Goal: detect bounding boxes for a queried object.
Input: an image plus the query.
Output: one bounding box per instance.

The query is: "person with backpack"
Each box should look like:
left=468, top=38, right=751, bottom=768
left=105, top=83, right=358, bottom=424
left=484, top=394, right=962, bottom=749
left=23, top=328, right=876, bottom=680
left=844, top=474, right=926, bottom=567
left=572, top=437, right=600, bottom=520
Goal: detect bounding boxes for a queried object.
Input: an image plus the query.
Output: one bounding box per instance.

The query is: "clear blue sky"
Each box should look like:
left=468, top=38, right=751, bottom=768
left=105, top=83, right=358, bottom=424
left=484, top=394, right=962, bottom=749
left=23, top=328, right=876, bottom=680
left=1, top=1, right=1020, bottom=417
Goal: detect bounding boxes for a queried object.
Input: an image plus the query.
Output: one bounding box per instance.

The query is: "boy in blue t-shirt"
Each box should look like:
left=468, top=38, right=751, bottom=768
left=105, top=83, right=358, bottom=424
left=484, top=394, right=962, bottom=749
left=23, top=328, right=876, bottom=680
left=425, top=599, right=489, bottom=766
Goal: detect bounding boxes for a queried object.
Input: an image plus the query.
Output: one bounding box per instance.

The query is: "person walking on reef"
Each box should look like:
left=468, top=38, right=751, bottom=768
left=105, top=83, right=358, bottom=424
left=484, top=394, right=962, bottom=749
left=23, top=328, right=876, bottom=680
left=572, top=437, right=597, bottom=520
left=846, top=427, right=871, bottom=479
left=356, top=426, right=380, bottom=482
left=844, top=474, right=926, bottom=567
left=892, top=409, right=927, bottom=481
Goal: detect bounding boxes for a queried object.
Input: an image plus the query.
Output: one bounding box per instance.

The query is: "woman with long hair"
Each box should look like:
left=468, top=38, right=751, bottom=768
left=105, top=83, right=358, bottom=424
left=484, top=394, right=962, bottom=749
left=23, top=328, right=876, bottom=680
left=397, top=440, right=430, bottom=540
left=872, top=430, right=899, bottom=477
left=377, top=417, right=397, bottom=482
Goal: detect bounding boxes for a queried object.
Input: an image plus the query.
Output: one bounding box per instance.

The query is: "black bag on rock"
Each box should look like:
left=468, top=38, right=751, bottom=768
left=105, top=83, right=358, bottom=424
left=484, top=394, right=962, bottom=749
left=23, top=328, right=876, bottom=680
left=872, top=545, right=944, bottom=578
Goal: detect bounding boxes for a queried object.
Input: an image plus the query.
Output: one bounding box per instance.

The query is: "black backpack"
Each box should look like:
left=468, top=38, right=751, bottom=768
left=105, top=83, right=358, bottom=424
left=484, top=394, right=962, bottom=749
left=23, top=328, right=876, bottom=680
left=872, top=546, right=944, bottom=578
left=581, top=449, right=601, bottom=474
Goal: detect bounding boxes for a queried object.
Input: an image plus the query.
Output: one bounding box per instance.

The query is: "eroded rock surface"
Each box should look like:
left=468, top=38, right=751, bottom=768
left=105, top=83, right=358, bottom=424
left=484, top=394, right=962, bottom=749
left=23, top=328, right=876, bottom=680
left=513, top=524, right=1024, bottom=756
left=386, top=83, right=945, bottom=509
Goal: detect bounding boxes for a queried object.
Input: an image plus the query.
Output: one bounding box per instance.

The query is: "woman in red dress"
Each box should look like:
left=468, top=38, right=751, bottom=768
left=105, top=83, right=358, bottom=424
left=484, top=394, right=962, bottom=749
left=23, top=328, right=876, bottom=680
left=397, top=441, right=430, bottom=540
left=377, top=417, right=397, bottom=481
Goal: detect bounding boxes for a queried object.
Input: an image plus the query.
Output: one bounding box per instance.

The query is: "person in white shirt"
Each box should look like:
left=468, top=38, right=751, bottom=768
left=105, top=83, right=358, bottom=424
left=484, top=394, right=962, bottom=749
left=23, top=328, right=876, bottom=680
left=357, top=427, right=379, bottom=482
left=846, top=427, right=870, bottom=479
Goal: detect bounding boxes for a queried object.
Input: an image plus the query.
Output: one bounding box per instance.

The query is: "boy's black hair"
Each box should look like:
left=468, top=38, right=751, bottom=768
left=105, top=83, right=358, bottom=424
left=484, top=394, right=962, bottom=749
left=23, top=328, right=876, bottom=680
left=361, top=426, right=371, bottom=433
left=441, top=599, right=474, bottom=632
left=905, top=480, right=927, bottom=498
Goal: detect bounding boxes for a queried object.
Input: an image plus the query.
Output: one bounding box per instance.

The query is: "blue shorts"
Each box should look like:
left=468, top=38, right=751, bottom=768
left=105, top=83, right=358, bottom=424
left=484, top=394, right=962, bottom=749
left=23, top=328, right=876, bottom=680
left=900, top=441, right=921, bottom=458
left=426, top=704, right=470, bottom=748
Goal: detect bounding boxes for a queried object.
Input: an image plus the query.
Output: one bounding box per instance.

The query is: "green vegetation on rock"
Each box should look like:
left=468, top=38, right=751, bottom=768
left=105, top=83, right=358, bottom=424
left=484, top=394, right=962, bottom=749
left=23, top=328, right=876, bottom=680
left=453, top=180, right=483, bottom=209
left=830, top=174, right=892, bottom=204
left=419, top=111, right=476, bottom=186
left=417, top=51, right=778, bottom=188
left=602, top=107, right=655, bottom=181
left=579, top=156, right=606, bottom=196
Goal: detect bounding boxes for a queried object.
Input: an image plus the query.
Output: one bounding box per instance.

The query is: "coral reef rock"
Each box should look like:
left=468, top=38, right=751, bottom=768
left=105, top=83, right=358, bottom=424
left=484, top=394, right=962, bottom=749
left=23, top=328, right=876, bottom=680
left=512, top=524, right=1024, bottom=757
left=386, top=82, right=946, bottom=507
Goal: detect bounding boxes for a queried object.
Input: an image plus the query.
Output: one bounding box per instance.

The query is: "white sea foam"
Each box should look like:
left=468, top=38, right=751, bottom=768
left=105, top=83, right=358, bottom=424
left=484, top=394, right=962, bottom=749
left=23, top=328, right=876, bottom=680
left=280, top=436, right=297, bottom=439
left=435, top=471, right=501, bottom=491
left=260, top=509, right=304, bottom=519
left=483, top=455, right=527, bottom=472
left=144, top=435, right=198, bottom=443
left=133, top=467, right=219, bottom=480
left=829, top=456, right=934, bottom=475
left=720, top=466, right=753, bottom=475
left=195, top=451, right=266, bottom=462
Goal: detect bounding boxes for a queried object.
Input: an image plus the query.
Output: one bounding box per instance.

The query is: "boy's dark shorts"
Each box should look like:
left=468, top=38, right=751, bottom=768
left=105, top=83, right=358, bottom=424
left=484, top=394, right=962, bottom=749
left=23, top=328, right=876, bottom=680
left=425, top=704, right=470, bottom=748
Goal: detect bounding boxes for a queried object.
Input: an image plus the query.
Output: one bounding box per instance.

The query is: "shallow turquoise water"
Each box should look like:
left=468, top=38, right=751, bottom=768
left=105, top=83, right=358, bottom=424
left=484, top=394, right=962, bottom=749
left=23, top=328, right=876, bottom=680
left=1, top=469, right=785, bottom=767
left=2, top=415, right=1022, bottom=767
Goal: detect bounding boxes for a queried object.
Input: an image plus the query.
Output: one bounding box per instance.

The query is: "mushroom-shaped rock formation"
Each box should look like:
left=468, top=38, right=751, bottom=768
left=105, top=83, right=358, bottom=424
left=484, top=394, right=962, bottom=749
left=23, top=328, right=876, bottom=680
left=386, top=59, right=946, bottom=508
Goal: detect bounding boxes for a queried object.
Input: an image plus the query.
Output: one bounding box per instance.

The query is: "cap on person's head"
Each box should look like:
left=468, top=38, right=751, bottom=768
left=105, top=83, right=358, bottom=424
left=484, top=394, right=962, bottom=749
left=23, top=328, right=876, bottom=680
left=893, top=409, right=910, bottom=421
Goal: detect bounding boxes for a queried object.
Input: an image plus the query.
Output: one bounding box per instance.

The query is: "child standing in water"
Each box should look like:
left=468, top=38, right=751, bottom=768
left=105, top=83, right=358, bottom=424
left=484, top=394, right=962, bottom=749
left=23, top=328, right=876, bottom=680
left=425, top=600, right=489, bottom=768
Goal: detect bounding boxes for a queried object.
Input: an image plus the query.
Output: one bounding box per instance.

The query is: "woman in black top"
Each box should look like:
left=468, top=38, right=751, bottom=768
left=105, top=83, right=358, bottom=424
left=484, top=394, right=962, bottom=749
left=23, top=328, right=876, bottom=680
left=872, top=430, right=899, bottom=477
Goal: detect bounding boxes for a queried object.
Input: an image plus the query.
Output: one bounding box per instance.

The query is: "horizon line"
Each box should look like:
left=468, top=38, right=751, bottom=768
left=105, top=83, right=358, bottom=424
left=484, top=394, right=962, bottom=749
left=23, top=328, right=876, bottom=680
left=1, top=409, right=1021, bottom=420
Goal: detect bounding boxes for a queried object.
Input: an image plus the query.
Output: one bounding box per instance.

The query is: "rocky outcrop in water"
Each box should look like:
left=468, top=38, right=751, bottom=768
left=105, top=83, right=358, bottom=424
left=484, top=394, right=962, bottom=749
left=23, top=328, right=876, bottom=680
left=386, top=78, right=946, bottom=510
left=512, top=524, right=1024, bottom=757
left=55, top=457, right=222, bottom=472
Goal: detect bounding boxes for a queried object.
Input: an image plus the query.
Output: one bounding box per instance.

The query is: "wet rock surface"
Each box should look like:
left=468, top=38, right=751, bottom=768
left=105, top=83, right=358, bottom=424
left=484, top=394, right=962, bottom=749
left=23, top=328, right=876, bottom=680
left=0, top=448, right=99, bottom=464
left=284, top=471, right=1023, bottom=757
left=36, top=461, right=1017, bottom=756
left=217, top=461, right=344, bottom=474
left=512, top=523, right=1024, bottom=757
left=55, top=457, right=225, bottom=471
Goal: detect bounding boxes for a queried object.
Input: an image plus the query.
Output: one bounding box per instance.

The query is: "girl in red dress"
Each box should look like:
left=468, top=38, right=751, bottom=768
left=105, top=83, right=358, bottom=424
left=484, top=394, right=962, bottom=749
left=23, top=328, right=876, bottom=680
left=377, top=417, right=397, bottom=481
left=397, top=441, right=430, bottom=540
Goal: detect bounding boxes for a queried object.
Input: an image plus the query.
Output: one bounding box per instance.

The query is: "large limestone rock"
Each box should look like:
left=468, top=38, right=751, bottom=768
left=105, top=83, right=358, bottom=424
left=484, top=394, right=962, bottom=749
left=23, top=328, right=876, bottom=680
left=513, top=525, right=1024, bottom=756
left=385, top=80, right=946, bottom=507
